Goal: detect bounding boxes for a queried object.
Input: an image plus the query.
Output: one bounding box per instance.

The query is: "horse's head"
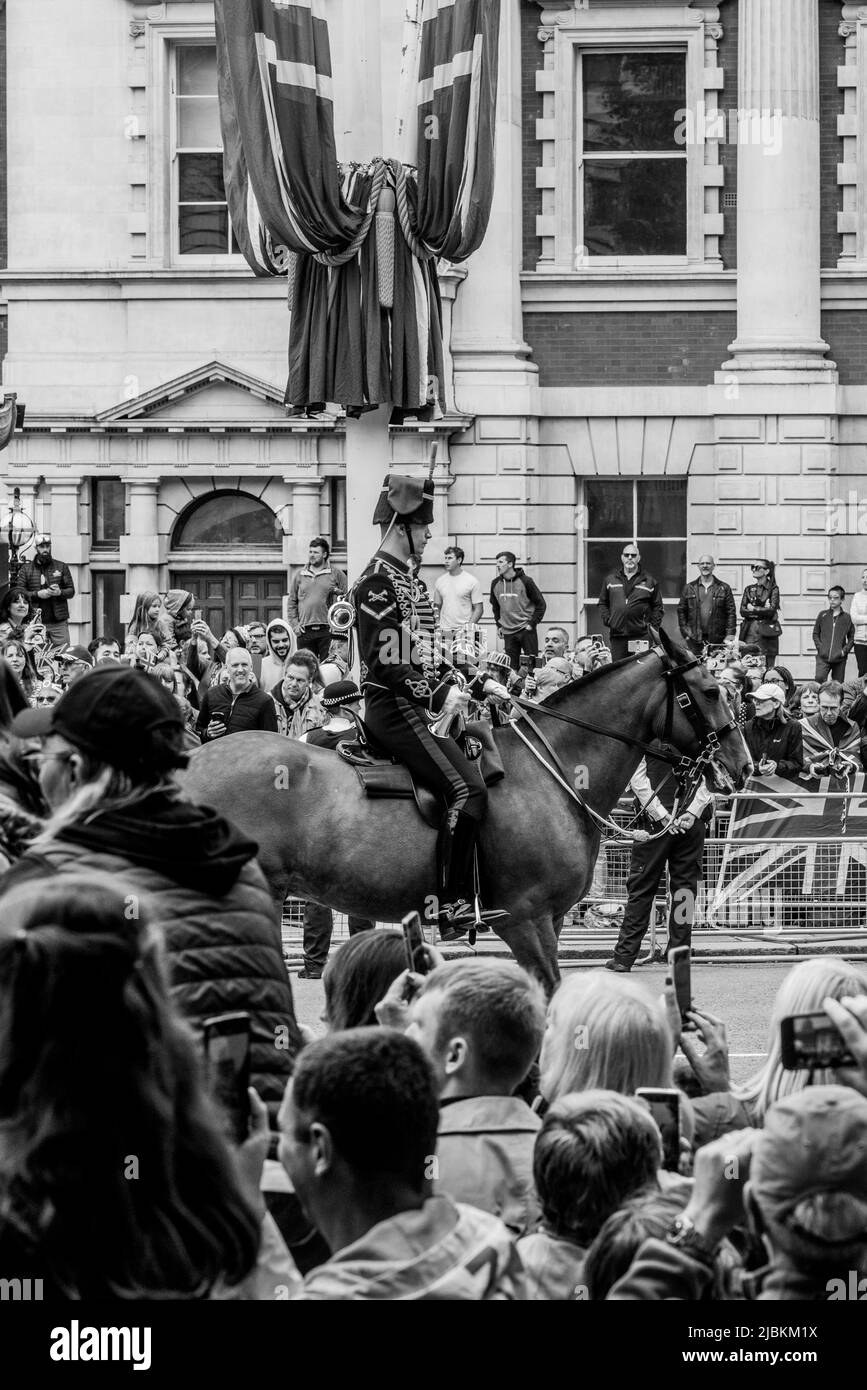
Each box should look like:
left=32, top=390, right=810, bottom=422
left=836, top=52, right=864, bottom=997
left=650, top=628, right=753, bottom=794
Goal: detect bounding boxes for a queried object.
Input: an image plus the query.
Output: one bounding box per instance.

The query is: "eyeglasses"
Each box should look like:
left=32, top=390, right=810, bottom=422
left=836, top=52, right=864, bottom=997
left=751, top=565, right=768, bottom=573
left=622, top=552, right=639, bottom=559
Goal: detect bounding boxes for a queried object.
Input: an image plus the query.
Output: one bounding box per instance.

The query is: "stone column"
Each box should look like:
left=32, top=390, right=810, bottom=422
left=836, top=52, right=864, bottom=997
left=119, top=479, right=161, bottom=613
left=724, top=0, right=832, bottom=374
left=451, top=0, right=538, bottom=403
left=44, top=479, right=87, bottom=636
left=284, top=473, right=325, bottom=569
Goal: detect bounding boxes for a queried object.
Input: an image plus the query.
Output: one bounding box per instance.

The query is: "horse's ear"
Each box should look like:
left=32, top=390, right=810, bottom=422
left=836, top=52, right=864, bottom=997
left=653, top=624, right=691, bottom=662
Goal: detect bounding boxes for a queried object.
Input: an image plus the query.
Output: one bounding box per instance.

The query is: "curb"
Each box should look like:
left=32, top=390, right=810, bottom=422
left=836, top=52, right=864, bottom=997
left=284, top=936, right=867, bottom=970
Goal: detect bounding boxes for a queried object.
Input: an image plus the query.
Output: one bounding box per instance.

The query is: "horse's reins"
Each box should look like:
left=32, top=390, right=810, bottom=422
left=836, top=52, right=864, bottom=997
left=508, top=647, right=738, bottom=842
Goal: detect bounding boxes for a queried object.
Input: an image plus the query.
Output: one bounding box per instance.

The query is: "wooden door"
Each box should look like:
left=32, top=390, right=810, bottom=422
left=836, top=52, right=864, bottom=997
left=171, top=572, right=285, bottom=634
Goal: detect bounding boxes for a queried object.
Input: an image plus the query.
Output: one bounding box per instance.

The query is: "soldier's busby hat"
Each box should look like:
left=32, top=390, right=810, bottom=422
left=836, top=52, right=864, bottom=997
left=372, top=473, right=435, bottom=527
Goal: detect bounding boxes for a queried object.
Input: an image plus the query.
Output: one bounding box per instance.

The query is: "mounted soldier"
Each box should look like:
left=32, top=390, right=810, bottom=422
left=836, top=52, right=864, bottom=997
left=353, top=472, right=510, bottom=941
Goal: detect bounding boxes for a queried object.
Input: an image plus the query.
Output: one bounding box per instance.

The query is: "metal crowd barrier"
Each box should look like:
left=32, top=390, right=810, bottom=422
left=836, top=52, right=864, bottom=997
left=581, top=792, right=867, bottom=938
left=282, top=790, right=867, bottom=950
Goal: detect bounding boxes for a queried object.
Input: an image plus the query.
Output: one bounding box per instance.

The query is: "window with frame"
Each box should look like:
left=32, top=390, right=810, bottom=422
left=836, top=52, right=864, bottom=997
left=579, top=51, right=687, bottom=259
left=329, top=477, right=347, bottom=551
left=92, top=573, right=125, bottom=645
left=584, top=478, right=687, bottom=610
left=91, top=479, right=125, bottom=550
left=173, top=44, right=240, bottom=257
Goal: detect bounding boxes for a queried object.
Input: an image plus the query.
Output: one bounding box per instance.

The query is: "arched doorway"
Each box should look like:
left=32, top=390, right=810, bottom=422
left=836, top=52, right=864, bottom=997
left=169, top=490, right=285, bottom=635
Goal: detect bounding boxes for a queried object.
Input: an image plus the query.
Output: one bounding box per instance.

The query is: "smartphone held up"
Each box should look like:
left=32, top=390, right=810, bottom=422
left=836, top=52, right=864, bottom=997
left=401, top=911, right=431, bottom=977
left=203, top=1011, right=251, bottom=1145
left=668, top=946, right=697, bottom=1031
left=635, top=1088, right=681, bottom=1172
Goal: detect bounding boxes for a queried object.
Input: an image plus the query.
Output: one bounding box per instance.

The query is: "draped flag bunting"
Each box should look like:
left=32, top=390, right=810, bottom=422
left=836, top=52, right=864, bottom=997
left=215, top=0, right=500, bottom=415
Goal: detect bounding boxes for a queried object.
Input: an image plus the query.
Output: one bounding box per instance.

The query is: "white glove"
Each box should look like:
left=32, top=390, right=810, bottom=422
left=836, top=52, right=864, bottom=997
left=484, top=680, right=510, bottom=704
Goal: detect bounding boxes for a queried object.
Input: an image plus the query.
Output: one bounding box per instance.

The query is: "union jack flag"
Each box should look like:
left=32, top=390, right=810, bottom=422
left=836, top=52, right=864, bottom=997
left=708, top=773, right=867, bottom=929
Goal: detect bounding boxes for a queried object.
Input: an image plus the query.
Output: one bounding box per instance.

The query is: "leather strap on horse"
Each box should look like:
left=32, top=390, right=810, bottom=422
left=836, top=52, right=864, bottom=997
left=509, top=643, right=737, bottom=842
left=511, top=704, right=676, bottom=843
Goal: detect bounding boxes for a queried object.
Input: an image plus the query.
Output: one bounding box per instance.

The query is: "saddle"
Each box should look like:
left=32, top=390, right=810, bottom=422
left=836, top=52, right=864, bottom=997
left=338, top=720, right=506, bottom=829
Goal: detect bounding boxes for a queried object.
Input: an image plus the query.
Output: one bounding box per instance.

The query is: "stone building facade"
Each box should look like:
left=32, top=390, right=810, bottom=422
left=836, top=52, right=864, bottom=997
left=0, top=0, right=865, bottom=674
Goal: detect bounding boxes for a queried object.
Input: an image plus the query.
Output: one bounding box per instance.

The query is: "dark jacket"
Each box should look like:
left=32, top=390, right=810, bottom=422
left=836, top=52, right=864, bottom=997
left=18, top=555, right=75, bottom=625
left=739, top=582, right=780, bottom=640
left=743, top=713, right=804, bottom=780
left=0, top=793, right=301, bottom=1117
left=489, top=568, right=546, bottom=635
left=598, top=568, right=663, bottom=639
left=812, top=608, right=855, bottom=663
left=357, top=552, right=487, bottom=712
left=197, top=682, right=279, bottom=739
left=677, top=579, right=737, bottom=647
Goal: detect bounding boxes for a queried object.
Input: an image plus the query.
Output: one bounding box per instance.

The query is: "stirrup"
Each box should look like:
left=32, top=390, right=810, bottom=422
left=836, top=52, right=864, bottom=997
left=462, top=895, right=510, bottom=948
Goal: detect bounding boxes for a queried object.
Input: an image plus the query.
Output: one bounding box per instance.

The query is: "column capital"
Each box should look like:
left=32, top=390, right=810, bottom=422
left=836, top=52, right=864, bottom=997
left=282, top=472, right=325, bottom=489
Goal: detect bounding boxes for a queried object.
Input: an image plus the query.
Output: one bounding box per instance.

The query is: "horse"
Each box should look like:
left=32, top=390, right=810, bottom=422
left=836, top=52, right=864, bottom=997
left=179, top=630, right=752, bottom=993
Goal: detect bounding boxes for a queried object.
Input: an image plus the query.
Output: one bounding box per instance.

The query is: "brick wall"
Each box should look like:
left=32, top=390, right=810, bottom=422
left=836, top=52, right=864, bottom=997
left=521, top=0, right=542, bottom=271
left=718, top=0, right=737, bottom=270
left=819, top=0, right=843, bottom=269
left=523, top=312, right=736, bottom=386
left=822, top=312, right=867, bottom=385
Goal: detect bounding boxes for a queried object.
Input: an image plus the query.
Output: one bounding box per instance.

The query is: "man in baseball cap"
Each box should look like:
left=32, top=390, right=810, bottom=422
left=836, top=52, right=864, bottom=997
left=10, top=663, right=188, bottom=786
left=742, top=680, right=804, bottom=783
left=55, top=643, right=95, bottom=687
left=746, top=1087, right=867, bottom=1295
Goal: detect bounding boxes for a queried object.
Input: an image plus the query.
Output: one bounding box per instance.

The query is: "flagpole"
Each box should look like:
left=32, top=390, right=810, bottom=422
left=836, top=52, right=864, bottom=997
left=395, top=0, right=424, bottom=167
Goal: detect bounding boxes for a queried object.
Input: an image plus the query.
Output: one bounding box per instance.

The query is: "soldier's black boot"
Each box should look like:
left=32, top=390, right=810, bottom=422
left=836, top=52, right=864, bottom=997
left=437, top=809, right=508, bottom=943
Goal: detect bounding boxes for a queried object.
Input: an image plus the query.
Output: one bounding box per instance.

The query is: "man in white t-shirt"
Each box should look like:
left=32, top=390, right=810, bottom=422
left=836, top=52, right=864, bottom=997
left=433, top=546, right=484, bottom=643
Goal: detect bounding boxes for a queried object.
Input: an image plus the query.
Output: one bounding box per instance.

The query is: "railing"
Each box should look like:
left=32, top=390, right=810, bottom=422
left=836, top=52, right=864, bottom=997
left=582, top=792, right=867, bottom=938
left=282, top=790, right=867, bottom=947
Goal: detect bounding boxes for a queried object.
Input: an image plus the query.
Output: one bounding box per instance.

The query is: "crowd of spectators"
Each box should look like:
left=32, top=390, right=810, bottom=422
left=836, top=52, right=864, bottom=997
left=0, top=553, right=865, bottom=1301
left=1, top=794, right=864, bottom=1303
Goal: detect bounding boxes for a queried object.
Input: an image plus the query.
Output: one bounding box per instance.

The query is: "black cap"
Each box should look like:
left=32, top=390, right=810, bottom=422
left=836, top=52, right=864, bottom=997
left=10, top=666, right=187, bottom=774
left=372, top=473, right=435, bottom=527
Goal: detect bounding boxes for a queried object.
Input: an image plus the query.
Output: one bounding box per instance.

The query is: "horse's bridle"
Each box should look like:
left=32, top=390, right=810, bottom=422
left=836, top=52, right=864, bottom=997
left=509, top=645, right=740, bottom=839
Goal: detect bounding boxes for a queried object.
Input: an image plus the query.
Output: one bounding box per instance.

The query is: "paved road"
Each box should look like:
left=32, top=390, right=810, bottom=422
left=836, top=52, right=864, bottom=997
left=290, top=960, right=797, bottom=1084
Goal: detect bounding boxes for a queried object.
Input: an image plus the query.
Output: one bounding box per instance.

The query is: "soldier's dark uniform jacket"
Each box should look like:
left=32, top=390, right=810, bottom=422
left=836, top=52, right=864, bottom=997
left=354, top=472, right=506, bottom=927
left=355, top=552, right=487, bottom=717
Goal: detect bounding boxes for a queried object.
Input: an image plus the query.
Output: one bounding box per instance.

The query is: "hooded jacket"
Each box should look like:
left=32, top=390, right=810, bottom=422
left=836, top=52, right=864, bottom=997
left=291, top=1195, right=526, bottom=1300
left=0, top=792, right=301, bottom=1114
left=489, top=568, right=546, bottom=635
left=260, top=619, right=298, bottom=692
left=434, top=1096, right=542, bottom=1237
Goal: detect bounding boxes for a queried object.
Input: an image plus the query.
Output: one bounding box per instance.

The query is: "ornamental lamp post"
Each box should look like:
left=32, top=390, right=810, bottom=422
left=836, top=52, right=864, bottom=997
left=2, top=487, right=36, bottom=588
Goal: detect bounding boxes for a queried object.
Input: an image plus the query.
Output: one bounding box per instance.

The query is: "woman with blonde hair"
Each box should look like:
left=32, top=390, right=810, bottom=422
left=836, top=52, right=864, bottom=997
left=539, top=971, right=674, bottom=1105
left=690, top=956, right=867, bottom=1144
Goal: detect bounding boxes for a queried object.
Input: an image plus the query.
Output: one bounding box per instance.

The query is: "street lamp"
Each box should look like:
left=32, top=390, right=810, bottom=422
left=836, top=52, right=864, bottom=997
left=2, top=487, right=36, bottom=587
